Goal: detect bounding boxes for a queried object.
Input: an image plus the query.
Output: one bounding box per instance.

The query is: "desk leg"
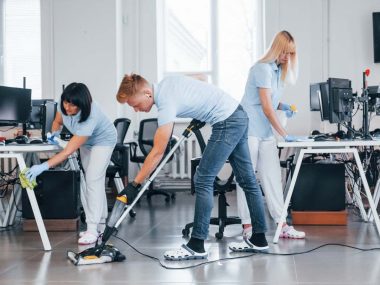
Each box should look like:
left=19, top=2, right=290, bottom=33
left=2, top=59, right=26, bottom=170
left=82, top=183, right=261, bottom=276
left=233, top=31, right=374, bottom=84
left=368, top=179, right=380, bottom=222
left=273, top=148, right=304, bottom=243
left=0, top=198, right=5, bottom=225
left=352, top=179, right=369, bottom=221
left=15, top=154, right=51, bottom=251
left=9, top=153, right=34, bottom=224
left=352, top=150, right=380, bottom=236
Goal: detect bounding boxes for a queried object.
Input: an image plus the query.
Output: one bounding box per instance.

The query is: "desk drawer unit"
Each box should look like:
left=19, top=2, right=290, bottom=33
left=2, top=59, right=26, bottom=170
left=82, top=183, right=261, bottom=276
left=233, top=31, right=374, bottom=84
left=22, top=170, right=80, bottom=219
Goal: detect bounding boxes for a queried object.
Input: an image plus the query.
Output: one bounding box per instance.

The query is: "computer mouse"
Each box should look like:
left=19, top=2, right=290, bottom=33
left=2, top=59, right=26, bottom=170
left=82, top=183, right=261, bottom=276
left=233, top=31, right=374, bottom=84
left=29, top=138, right=43, bottom=144
left=15, top=135, right=29, bottom=144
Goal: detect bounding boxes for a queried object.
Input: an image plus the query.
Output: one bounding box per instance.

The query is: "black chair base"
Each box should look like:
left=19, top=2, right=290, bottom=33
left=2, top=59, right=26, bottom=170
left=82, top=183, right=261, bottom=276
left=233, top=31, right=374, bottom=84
left=182, top=192, right=241, bottom=240
left=146, top=184, right=176, bottom=202
left=182, top=217, right=241, bottom=240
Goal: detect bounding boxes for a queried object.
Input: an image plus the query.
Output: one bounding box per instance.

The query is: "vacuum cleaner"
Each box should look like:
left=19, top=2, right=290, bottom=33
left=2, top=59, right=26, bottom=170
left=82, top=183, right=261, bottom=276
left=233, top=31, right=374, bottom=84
left=67, top=119, right=205, bottom=265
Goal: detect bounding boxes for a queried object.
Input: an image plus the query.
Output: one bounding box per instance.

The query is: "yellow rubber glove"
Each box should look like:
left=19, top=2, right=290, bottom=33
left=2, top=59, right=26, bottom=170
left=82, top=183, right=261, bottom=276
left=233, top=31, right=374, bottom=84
left=19, top=168, right=38, bottom=190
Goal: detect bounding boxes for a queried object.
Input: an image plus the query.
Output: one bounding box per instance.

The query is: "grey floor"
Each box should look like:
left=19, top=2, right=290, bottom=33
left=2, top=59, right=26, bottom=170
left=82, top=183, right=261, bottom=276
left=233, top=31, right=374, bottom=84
left=1, top=191, right=380, bottom=284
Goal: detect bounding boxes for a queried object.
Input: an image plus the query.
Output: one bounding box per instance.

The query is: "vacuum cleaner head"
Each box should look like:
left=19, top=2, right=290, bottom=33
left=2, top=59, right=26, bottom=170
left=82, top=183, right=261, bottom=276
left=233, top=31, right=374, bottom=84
left=67, top=244, right=126, bottom=266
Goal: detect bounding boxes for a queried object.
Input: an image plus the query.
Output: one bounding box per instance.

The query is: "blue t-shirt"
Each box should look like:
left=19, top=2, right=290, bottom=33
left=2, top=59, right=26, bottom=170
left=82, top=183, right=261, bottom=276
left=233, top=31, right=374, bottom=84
left=153, top=75, right=239, bottom=126
left=240, top=62, right=284, bottom=138
left=58, top=101, right=117, bottom=147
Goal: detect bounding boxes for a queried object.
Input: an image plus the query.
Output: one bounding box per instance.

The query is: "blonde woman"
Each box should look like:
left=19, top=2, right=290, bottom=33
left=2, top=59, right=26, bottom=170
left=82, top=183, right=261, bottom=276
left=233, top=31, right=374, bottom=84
left=237, top=30, right=305, bottom=240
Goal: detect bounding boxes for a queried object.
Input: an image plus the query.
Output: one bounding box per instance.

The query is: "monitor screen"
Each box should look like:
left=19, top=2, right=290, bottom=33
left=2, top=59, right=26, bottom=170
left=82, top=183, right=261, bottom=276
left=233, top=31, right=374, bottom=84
left=373, top=12, right=380, bottom=63
left=0, top=86, right=32, bottom=124
left=310, top=83, right=322, bottom=111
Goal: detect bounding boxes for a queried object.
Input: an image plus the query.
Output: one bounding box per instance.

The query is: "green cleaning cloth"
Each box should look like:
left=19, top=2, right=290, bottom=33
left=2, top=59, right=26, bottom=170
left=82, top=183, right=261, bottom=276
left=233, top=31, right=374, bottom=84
left=19, top=168, right=37, bottom=190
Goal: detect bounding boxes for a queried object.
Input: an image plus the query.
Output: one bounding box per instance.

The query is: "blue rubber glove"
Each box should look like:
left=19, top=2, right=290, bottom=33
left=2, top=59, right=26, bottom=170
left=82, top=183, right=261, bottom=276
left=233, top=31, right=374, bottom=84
left=47, top=131, right=61, bottom=144
left=282, top=103, right=296, bottom=118
left=25, top=162, right=49, bottom=181
left=284, top=135, right=298, bottom=142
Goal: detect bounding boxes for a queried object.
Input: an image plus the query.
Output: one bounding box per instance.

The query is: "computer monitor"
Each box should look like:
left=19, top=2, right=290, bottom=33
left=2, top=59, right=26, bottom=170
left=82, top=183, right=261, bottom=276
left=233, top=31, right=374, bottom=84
left=319, top=82, right=330, bottom=121
left=43, top=101, right=57, bottom=141
left=28, top=99, right=46, bottom=129
left=368, top=86, right=380, bottom=114
left=0, top=86, right=32, bottom=125
left=309, top=83, right=321, bottom=111
left=327, top=78, right=353, bottom=124
left=27, top=99, right=57, bottom=141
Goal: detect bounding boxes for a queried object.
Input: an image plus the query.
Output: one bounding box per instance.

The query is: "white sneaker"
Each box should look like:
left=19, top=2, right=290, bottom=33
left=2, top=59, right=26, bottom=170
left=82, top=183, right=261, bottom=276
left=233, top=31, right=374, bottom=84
left=78, top=231, right=99, bottom=245
left=164, top=244, right=208, bottom=261
left=279, top=225, right=305, bottom=239
left=229, top=238, right=269, bottom=252
left=79, top=223, right=106, bottom=238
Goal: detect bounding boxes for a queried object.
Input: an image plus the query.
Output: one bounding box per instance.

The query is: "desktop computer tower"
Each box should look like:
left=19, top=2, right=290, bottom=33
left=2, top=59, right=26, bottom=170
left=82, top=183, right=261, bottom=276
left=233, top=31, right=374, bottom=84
left=291, top=163, right=346, bottom=211
left=22, top=170, right=80, bottom=219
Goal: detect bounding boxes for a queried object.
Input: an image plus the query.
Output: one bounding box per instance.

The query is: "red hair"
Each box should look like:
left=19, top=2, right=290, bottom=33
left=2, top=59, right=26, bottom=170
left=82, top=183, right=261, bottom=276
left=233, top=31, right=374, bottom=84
left=116, top=73, right=149, bottom=103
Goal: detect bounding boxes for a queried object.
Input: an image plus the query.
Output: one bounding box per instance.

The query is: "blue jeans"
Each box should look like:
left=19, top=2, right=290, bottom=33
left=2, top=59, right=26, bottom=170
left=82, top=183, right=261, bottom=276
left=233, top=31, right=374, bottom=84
left=192, top=105, right=267, bottom=240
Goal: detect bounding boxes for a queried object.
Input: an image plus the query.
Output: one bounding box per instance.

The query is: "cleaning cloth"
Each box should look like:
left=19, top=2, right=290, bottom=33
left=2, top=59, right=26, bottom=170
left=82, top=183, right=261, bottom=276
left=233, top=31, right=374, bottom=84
left=19, top=168, right=37, bottom=190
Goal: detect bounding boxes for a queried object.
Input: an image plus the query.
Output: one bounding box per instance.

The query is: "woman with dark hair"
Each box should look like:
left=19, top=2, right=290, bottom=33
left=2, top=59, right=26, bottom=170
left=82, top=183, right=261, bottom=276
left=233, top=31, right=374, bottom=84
left=26, top=82, right=117, bottom=245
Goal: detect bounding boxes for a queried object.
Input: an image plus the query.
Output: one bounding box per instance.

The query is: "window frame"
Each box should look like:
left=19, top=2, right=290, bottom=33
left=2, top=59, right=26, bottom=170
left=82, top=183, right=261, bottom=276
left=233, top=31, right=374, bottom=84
left=160, top=0, right=265, bottom=93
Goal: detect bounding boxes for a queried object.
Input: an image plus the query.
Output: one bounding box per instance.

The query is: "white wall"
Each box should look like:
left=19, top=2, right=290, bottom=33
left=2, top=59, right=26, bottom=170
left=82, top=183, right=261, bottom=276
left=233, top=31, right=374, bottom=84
left=329, top=0, right=380, bottom=131
left=42, top=0, right=122, bottom=123
left=42, top=0, right=380, bottom=137
left=266, top=0, right=380, bottom=135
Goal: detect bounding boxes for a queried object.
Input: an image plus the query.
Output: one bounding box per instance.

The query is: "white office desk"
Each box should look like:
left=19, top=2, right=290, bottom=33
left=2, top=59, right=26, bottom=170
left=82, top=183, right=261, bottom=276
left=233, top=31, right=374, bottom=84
left=0, top=144, right=60, bottom=251
left=274, top=139, right=380, bottom=243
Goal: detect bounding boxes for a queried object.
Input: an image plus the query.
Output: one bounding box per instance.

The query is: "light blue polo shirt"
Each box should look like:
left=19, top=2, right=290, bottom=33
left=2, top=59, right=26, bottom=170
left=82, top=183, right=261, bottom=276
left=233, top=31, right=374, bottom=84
left=58, top=101, right=117, bottom=147
left=240, top=61, right=284, bottom=138
left=153, top=75, right=239, bottom=126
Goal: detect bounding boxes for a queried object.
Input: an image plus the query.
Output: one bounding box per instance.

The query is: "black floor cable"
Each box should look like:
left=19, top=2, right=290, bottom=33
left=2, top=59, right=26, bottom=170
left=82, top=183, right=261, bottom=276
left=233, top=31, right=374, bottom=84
left=113, top=235, right=380, bottom=270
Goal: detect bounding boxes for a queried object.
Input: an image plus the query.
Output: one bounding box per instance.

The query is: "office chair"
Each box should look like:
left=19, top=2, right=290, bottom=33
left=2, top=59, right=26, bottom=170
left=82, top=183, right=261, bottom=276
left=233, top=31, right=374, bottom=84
left=182, top=128, right=241, bottom=240
left=105, top=118, right=136, bottom=217
left=106, top=118, right=131, bottom=185
left=129, top=118, right=176, bottom=202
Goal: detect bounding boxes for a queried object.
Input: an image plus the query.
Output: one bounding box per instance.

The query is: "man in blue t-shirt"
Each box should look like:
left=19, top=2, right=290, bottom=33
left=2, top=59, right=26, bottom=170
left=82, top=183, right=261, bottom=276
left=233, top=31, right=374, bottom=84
left=116, top=74, right=269, bottom=260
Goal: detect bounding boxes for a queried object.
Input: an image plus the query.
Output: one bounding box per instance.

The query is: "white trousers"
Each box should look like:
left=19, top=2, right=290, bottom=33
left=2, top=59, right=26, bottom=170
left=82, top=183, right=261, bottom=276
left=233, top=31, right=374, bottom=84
left=237, top=136, right=284, bottom=224
left=80, top=146, right=114, bottom=230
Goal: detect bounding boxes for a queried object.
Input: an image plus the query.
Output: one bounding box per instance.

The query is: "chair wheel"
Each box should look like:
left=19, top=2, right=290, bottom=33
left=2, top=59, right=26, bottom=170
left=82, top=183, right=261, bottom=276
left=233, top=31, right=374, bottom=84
left=129, top=210, right=136, bottom=218
left=182, top=228, right=190, bottom=237
left=215, top=232, right=223, bottom=240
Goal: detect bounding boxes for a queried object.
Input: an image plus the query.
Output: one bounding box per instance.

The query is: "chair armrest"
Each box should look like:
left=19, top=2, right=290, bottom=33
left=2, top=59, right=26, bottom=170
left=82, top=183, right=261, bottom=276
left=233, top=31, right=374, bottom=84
left=110, top=144, right=130, bottom=177
left=125, top=141, right=138, bottom=160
